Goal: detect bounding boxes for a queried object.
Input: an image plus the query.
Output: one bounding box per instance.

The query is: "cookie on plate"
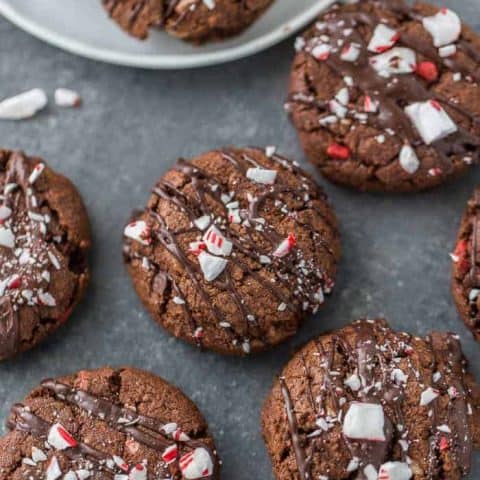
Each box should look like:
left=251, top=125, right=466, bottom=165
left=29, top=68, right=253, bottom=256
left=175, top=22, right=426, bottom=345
left=262, top=319, right=480, bottom=480
left=287, top=1, right=480, bottom=192
left=0, top=366, right=220, bottom=479
left=451, top=188, right=480, bottom=341
left=102, top=0, right=273, bottom=42
left=0, top=149, right=90, bottom=361
left=123, top=147, right=340, bottom=355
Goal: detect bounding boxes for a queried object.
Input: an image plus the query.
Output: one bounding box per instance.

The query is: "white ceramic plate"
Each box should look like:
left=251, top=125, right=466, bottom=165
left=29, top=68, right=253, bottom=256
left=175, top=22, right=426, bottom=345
left=0, top=0, right=334, bottom=69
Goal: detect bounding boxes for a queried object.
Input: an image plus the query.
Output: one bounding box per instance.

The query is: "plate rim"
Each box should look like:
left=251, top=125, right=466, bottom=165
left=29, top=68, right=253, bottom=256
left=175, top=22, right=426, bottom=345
left=0, top=0, right=334, bottom=69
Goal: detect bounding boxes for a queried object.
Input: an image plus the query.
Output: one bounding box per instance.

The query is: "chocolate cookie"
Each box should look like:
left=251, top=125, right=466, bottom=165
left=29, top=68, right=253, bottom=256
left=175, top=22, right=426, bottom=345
left=0, top=367, right=220, bottom=479
left=0, top=149, right=90, bottom=360
left=102, top=0, right=273, bottom=43
left=451, top=188, right=480, bottom=341
left=123, top=147, right=340, bottom=355
left=262, top=319, right=480, bottom=480
left=287, top=1, right=480, bottom=192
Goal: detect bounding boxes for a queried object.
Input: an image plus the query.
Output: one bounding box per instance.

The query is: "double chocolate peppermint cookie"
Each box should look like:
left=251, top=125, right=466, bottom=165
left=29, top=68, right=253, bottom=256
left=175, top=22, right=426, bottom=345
left=0, top=367, right=220, bottom=479
left=123, top=147, right=340, bottom=355
left=262, top=319, right=480, bottom=480
left=451, top=189, right=480, bottom=341
left=0, top=150, right=90, bottom=361
left=102, top=0, right=273, bottom=42
left=287, top=1, right=480, bottom=192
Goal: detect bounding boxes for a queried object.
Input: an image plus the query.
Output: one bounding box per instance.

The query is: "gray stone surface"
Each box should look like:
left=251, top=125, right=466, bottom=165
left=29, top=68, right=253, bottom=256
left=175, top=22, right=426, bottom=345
left=0, top=1, right=479, bottom=478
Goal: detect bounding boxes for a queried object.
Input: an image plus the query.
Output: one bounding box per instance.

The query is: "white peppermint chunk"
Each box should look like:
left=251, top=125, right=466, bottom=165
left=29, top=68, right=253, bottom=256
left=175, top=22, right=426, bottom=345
left=46, top=456, right=62, bottom=480
left=422, top=8, right=461, bottom=47
left=203, top=225, right=232, bottom=256
left=54, top=88, right=81, bottom=108
left=399, top=144, right=420, bottom=174
left=203, top=0, right=215, bottom=9
left=341, top=43, right=361, bottom=62
left=246, top=168, right=277, bottom=185
left=129, top=464, right=147, bottom=480
left=124, top=221, right=151, bottom=245
left=0, top=88, right=47, bottom=120
left=405, top=100, right=457, bottom=145
left=379, top=461, right=412, bottom=480
left=179, top=447, right=214, bottom=479
left=439, top=44, right=457, bottom=58
left=370, top=47, right=416, bottom=77
left=311, top=43, right=331, bottom=61
left=28, top=162, right=45, bottom=184
left=48, top=423, right=77, bottom=450
left=198, top=251, right=228, bottom=281
left=368, top=24, right=399, bottom=53
left=343, top=402, right=386, bottom=441
left=347, top=457, right=360, bottom=473
left=31, top=446, right=47, bottom=462
left=0, top=205, right=12, bottom=220
left=364, top=464, right=378, bottom=480
left=420, top=387, right=439, bottom=406
left=194, top=215, right=211, bottom=231
left=0, top=226, right=15, bottom=248
left=335, top=87, right=350, bottom=106
left=344, top=373, right=361, bottom=391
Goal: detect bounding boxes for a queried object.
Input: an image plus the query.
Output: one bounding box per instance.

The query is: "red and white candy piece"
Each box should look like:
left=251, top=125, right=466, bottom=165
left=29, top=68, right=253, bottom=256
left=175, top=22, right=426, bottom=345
left=405, top=100, right=457, bottom=145
left=179, top=448, right=214, bottom=479
left=129, top=464, right=147, bottom=480
left=246, top=167, right=277, bottom=185
left=124, top=221, right=151, bottom=246
left=198, top=251, right=228, bottom=282
left=311, top=43, right=331, bottom=61
left=189, top=241, right=207, bottom=255
left=47, top=423, right=78, bottom=450
left=0, top=88, right=47, bottom=120
left=29, top=162, right=45, bottom=185
left=368, top=24, right=400, bottom=53
left=399, top=144, right=420, bottom=174
left=364, top=95, right=379, bottom=113
left=341, top=43, right=361, bottom=62
left=172, top=428, right=190, bottom=442
left=46, top=456, right=62, bottom=480
left=203, top=225, right=232, bottom=256
left=162, top=444, right=178, bottom=465
left=273, top=233, right=296, bottom=258
left=342, top=402, right=386, bottom=441
left=378, top=461, right=412, bottom=480
left=370, top=47, right=416, bottom=78
left=420, top=387, right=439, bottom=406
left=0, top=226, right=15, bottom=248
left=54, top=88, right=81, bottom=108
left=422, top=8, right=461, bottom=47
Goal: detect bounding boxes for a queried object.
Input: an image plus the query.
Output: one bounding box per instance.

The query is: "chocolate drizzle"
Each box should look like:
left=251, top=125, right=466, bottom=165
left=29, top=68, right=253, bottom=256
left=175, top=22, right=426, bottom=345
left=124, top=147, right=338, bottom=353
left=289, top=0, right=480, bottom=177
left=7, top=375, right=217, bottom=479
left=277, top=320, right=475, bottom=480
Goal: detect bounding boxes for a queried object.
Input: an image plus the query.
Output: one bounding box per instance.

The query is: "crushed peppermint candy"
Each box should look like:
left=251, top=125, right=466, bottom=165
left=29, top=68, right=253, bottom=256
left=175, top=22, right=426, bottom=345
left=343, top=402, right=386, bottom=441
left=124, top=221, right=152, bottom=246
left=368, top=24, right=400, bottom=53
left=399, top=144, right=420, bottom=174
left=405, top=100, right=458, bottom=145
left=54, top=88, right=81, bottom=108
left=378, top=461, right=412, bottom=480
left=369, top=47, right=416, bottom=77
left=422, top=8, right=461, bottom=47
left=47, top=423, right=78, bottom=450
left=179, top=448, right=214, bottom=479
left=246, top=167, right=277, bottom=185
left=198, top=251, right=228, bottom=281
left=0, top=88, right=47, bottom=120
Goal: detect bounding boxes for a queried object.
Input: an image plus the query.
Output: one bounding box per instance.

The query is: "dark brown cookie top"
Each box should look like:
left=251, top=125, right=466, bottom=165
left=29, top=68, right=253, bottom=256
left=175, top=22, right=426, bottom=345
left=0, top=367, right=220, bottom=479
left=122, top=147, right=340, bottom=355
left=262, top=319, right=480, bottom=480
left=451, top=188, right=480, bottom=341
left=0, top=150, right=90, bottom=361
left=287, top=0, right=480, bottom=192
left=102, top=0, right=273, bottom=42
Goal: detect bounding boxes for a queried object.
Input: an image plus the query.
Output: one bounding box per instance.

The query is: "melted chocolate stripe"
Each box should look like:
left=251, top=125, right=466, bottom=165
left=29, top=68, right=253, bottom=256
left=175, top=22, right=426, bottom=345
left=470, top=189, right=480, bottom=286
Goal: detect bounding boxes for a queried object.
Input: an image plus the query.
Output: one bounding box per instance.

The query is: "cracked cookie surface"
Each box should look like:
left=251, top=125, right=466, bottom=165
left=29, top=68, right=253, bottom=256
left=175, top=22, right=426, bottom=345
left=123, top=147, right=340, bottom=355
left=0, top=150, right=90, bottom=361
left=102, top=0, right=273, bottom=43
left=262, top=319, right=480, bottom=480
left=287, top=1, right=480, bottom=192
left=0, top=366, right=220, bottom=479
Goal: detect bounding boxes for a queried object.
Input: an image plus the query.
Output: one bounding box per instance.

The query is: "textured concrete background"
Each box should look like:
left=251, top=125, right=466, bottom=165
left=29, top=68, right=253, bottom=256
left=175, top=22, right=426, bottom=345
left=0, top=1, right=479, bottom=478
